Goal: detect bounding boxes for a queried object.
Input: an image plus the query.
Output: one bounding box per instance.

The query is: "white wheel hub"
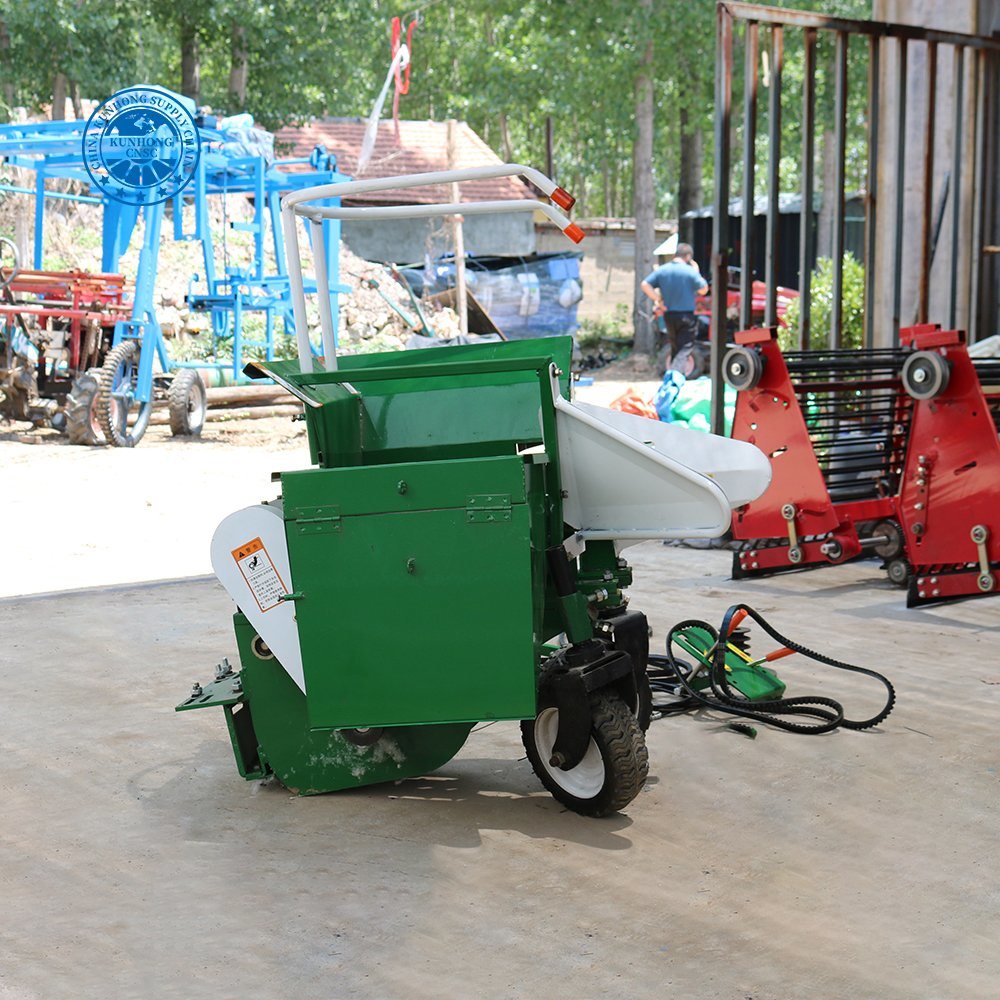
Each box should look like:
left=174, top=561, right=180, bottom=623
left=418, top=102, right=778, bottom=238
left=533, top=707, right=605, bottom=799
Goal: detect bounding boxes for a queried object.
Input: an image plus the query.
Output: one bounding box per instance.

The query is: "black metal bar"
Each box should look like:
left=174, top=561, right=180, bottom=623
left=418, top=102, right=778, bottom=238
left=799, top=27, right=817, bottom=350
left=830, top=31, right=849, bottom=348
left=764, top=25, right=783, bottom=328
left=891, top=38, right=908, bottom=347
left=864, top=35, right=880, bottom=350
left=970, top=49, right=986, bottom=344
left=718, top=2, right=1000, bottom=52
left=711, top=4, right=734, bottom=435
left=740, top=21, right=759, bottom=331
left=949, top=45, right=965, bottom=330
left=918, top=40, right=937, bottom=325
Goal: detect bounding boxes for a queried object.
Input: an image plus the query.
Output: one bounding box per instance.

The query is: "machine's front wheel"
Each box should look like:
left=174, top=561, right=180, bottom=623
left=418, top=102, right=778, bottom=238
left=98, top=340, right=152, bottom=447
left=521, top=692, right=648, bottom=817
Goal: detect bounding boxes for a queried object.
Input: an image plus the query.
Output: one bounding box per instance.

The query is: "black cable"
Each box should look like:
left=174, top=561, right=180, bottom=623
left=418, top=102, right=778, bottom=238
left=650, top=604, right=895, bottom=735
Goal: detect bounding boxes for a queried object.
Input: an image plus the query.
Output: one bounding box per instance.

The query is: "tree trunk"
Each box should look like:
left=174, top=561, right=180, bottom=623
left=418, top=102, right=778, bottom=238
left=69, top=79, right=83, bottom=119
left=0, top=18, right=14, bottom=109
left=180, top=22, right=201, bottom=103
left=678, top=106, right=704, bottom=244
left=632, top=1, right=656, bottom=355
left=603, top=164, right=612, bottom=217
left=498, top=112, right=513, bottom=162
left=228, top=23, right=249, bottom=107
left=51, top=73, right=67, bottom=120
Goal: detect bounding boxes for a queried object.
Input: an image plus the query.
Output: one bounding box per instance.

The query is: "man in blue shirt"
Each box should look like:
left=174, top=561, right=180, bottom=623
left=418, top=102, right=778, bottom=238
left=640, top=243, right=708, bottom=370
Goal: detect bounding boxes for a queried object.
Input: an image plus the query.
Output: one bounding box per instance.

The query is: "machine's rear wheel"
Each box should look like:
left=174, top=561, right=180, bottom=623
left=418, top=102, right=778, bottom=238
left=65, top=367, right=105, bottom=445
left=168, top=369, right=207, bottom=436
left=98, top=340, right=152, bottom=448
left=886, top=558, right=910, bottom=587
left=521, top=692, right=648, bottom=817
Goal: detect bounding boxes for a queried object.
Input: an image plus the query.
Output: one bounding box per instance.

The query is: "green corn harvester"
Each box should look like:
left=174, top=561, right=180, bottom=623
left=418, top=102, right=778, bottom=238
left=176, top=168, right=770, bottom=816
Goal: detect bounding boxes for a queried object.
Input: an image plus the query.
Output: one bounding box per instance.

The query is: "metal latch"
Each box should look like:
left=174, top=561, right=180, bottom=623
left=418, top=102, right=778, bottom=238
left=466, top=494, right=512, bottom=524
left=971, top=524, right=994, bottom=592
left=289, top=504, right=341, bottom=535
left=782, top=503, right=802, bottom=564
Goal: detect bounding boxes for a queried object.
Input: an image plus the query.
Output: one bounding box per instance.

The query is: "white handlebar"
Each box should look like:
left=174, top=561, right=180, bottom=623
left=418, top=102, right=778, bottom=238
left=280, top=164, right=581, bottom=372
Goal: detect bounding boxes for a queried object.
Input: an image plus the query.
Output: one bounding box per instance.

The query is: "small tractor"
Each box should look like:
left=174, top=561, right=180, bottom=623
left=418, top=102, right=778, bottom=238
left=177, top=167, right=772, bottom=815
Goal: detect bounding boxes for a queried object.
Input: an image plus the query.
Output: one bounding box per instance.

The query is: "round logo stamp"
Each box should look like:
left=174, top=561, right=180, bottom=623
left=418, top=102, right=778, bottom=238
left=83, top=86, right=200, bottom=206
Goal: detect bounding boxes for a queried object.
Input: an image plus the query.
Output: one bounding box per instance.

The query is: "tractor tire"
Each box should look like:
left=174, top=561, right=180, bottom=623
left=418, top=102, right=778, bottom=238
left=521, top=692, right=648, bottom=817
left=168, top=369, right=207, bottom=437
left=65, top=367, right=105, bottom=445
left=97, top=340, right=152, bottom=448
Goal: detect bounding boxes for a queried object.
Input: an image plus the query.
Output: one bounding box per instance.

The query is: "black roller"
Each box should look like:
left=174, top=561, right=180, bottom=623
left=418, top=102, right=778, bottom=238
left=902, top=350, right=951, bottom=400
left=723, top=346, right=765, bottom=391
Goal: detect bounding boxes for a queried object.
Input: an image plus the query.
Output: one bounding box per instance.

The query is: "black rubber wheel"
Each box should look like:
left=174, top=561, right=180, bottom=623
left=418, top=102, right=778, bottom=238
left=901, top=351, right=950, bottom=400
left=635, top=672, right=653, bottom=732
left=97, top=340, right=152, bottom=448
left=65, top=367, right=105, bottom=445
left=521, top=692, right=649, bottom=817
left=722, top=346, right=765, bottom=391
left=168, top=369, right=207, bottom=436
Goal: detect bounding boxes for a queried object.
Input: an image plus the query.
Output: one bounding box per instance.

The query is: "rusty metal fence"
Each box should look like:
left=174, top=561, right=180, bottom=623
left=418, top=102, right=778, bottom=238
left=709, top=1, right=1000, bottom=433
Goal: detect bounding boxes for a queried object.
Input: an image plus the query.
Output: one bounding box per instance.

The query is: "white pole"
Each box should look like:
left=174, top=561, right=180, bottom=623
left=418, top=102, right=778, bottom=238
left=310, top=220, right=338, bottom=370
left=281, top=202, right=314, bottom=372
left=447, top=120, right=469, bottom=337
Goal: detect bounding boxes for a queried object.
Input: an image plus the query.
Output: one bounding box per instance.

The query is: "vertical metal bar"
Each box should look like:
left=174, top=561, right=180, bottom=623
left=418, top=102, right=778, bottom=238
left=918, top=41, right=938, bottom=325
left=863, top=34, right=880, bottom=349
left=799, top=28, right=817, bottom=350
left=969, top=49, right=986, bottom=344
left=764, top=25, right=783, bottom=328
left=310, top=218, right=338, bottom=370
left=282, top=205, right=314, bottom=371
left=949, top=45, right=965, bottom=329
left=891, top=39, right=908, bottom=346
left=710, top=6, right=733, bottom=435
left=830, top=31, right=849, bottom=348
left=740, top=21, right=759, bottom=331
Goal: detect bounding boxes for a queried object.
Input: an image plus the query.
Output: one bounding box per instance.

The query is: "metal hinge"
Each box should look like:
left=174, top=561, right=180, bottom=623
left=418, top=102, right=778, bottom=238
left=466, top=493, right=512, bottom=524
left=289, top=504, right=342, bottom=535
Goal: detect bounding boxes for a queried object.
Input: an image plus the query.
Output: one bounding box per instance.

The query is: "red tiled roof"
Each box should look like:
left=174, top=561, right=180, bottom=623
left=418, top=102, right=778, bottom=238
left=274, top=118, right=532, bottom=205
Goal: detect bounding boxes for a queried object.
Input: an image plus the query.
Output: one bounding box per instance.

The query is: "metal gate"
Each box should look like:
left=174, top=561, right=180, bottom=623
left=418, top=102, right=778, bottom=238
left=710, top=1, right=1000, bottom=433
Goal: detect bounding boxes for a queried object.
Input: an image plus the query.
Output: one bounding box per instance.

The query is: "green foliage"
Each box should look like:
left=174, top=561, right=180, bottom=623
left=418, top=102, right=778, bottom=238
left=782, top=252, right=866, bottom=350
left=577, top=303, right=632, bottom=348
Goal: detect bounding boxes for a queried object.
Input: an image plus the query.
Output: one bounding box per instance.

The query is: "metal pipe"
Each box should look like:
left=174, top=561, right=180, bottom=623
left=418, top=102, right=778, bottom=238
left=949, top=45, right=965, bottom=330
left=970, top=49, right=987, bottom=344
left=740, top=21, right=759, bottom=331
left=711, top=5, right=734, bottom=436
left=830, top=30, right=849, bottom=349
left=309, top=220, right=338, bottom=371
left=864, top=35, right=880, bottom=350
left=280, top=205, right=313, bottom=372
left=891, top=38, right=908, bottom=347
left=918, top=41, right=938, bottom=325
left=301, top=199, right=574, bottom=229
left=799, top=28, right=817, bottom=350
left=764, top=25, right=783, bottom=329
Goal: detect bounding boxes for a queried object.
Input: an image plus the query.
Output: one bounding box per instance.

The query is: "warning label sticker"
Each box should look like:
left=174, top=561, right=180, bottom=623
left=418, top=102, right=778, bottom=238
left=231, top=537, right=287, bottom=613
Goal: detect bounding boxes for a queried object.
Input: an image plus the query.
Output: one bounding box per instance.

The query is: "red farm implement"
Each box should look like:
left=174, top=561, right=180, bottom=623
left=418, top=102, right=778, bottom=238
left=0, top=254, right=129, bottom=443
left=724, top=325, right=1000, bottom=607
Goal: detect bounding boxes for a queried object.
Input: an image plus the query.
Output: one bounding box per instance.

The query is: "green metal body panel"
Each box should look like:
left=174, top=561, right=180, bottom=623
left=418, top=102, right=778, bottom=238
left=282, top=455, right=537, bottom=728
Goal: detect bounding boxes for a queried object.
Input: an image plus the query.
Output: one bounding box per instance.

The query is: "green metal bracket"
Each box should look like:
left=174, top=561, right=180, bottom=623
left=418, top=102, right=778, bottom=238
left=289, top=503, right=342, bottom=535
left=175, top=672, right=244, bottom=712
left=466, top=493, right=512, bottom=524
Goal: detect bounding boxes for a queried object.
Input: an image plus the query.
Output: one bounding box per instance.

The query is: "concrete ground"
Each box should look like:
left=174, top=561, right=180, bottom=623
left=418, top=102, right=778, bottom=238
left=2, top=411, right=999, bottom=999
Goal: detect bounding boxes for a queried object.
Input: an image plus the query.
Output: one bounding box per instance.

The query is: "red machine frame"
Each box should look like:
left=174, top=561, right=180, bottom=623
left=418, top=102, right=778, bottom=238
left=727, top=325, right=1000, bottom=607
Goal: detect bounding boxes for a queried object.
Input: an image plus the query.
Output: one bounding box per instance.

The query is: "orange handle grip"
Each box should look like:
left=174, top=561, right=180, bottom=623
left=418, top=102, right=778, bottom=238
left=727, top=608, right=749, bottom=634
left=765, top=646, right=795, bottom=662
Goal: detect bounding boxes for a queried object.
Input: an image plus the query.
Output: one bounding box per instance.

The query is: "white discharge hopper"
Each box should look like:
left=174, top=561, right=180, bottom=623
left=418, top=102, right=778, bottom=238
left=552, top=376, right=771, bottom=542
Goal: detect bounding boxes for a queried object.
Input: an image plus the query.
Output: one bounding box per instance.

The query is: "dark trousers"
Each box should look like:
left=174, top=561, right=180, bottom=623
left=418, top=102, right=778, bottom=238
left=656, top=311, right=697, bottom=367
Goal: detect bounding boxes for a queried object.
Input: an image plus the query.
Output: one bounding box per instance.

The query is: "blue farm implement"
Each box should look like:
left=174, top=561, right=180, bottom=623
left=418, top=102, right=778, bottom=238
left=0, top=88, right=348, bottom=446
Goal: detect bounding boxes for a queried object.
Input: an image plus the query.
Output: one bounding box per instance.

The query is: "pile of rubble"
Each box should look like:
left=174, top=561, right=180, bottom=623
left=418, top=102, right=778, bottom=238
left=337, top=246, right=461, bottom=354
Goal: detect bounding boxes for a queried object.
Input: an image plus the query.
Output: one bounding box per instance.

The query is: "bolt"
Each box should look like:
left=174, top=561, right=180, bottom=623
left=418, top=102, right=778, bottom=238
left=913, top=368, right=928, bottom=383
left=978, top=573, right=994, bottom=593
left=919, top=591, right=926, bottom=599
left=397, top=480, right=408, bottom=495
left=932, top=589, right=940, bottom=597
left=406, top=558, right=417, bottom=574
left=781, top=504, right=796, bottom=521
left=914, top=502, right=924, bottom=510
left=190, top=682, right=202, bottom=697
left=549, top=752, right=567, bottom=769
left=232, top=677, right=243, bottom=693
left=751, top=562, right=759, bottom=569
left=913, top=523, right=924, bottom=536
left=930, top=577, right=937, bottom=584
left=971, top=525, right=988, bottom=544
